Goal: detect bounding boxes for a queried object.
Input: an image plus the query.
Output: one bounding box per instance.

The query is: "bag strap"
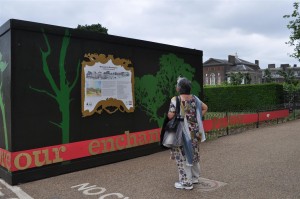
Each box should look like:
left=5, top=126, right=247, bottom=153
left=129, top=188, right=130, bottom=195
left=175, top=96, right=180, bottom=116
left=177, top=96, right=185, bottom=118
left=180, top=99, right=186, bottom=118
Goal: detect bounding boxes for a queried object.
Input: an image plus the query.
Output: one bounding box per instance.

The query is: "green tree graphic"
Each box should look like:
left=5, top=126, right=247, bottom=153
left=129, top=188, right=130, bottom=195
left=0, top=52, right=8, bottom=149
left=31, top=30, right=80, bottom=144
left=135, top=53, right=201, bottom=126
left=135, top=75, right=166, bottom=125
left=156, top=54, right=200, bottom=98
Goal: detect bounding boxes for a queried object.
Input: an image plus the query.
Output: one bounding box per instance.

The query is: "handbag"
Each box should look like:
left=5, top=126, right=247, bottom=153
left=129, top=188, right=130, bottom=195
left=162, top=96, right=184, bottom=148
left=162, top=121, right=183, bottom=148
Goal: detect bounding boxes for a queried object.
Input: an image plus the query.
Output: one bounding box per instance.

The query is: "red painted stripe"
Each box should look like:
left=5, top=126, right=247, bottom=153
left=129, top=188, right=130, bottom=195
left=229, top=113, right=258, bottom=126
left=259, top=109, right=289, bottom=121
left=0, top=109, right=290, bottom=172
left=0, top=148, right=11, bottom=170
left=10, top=128, right=160, bottom=172
left=203, top=117, right=228, bottom=131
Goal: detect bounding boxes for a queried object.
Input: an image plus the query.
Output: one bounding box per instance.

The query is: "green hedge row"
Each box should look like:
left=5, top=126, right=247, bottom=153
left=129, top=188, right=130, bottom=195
left=203, top=83, right=284, bottom=112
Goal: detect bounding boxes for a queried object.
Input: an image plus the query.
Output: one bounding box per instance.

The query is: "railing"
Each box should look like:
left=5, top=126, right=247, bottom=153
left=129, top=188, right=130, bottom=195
left=203, top=106, right=300, bottom=140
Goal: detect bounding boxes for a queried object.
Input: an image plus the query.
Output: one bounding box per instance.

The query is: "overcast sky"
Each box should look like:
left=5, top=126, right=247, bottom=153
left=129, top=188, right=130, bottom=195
left=0, top=0, right=297, bottom=69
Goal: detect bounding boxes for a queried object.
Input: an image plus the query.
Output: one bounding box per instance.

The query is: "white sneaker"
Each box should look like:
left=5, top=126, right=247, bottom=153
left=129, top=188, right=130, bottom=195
left=174, top=182, right=193, bottom=190
left=192, top=179, right=199, bottom=184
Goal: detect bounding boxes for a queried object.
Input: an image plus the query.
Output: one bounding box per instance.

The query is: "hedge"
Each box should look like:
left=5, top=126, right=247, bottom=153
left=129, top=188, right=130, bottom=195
left=203, top=83, right=284, bottom=112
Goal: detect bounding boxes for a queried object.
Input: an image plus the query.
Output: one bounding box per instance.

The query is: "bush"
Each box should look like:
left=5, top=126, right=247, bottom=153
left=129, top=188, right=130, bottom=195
left=203, top=83, right=283, bottom=112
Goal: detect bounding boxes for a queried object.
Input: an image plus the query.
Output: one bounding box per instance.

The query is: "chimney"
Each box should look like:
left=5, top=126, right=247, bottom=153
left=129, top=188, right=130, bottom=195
left=228, top=55, right=235, bottom=64
left=280, top=64, right=289, bottom=71
left=255, top=60, right=259, bottom=66
left=268, top=64, right=275, bottom=69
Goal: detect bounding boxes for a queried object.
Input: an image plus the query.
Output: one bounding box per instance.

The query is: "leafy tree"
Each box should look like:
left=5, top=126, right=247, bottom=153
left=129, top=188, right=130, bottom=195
left=284, top=2, right=300, bottom=61
left=283, top=82, right=300, bottom=92
left=263, top=69, right=274, bottom=83
left=283, top=82, right=300, bottom=107
left=244, top=73, right=252, bottom=84
left=277, top=69, right=298, bottom=85
left=228, top=72, right=243, bottom=85
left=76, top=24, right=108, bottom=34
left=0, top=52, right=8, bottom=149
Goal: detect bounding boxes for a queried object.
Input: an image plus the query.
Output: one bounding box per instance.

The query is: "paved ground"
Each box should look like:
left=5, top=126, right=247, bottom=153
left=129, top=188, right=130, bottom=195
left=1, top=120, right=300, bottom=199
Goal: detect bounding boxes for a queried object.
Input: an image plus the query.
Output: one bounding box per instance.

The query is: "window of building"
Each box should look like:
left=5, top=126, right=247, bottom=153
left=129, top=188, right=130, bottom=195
left=210, top=73, right=215, bottom=85
left=217, top=73, right=221, bottom=84
left=205, top=74, right=209, bottom=85
left=227, top=76, right=231, bottom=83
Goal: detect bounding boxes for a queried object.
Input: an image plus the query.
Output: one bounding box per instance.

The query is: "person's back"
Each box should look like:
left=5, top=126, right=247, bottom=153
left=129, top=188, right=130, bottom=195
left=166, top=77, right=208, bottom=190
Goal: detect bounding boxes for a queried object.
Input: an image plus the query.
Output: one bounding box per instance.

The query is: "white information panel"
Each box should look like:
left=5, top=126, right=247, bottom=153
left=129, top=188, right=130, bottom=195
left=81, top=54, right=134, bottom=117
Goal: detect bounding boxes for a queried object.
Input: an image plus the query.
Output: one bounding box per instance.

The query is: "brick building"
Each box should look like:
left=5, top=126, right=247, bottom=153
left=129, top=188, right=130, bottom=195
left=262, top=64, right=300, bottom=83
left=203, top=54, right=262, bottom=85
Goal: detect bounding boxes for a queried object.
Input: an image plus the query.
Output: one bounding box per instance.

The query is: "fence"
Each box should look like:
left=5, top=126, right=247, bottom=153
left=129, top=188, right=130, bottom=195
left=283, top=90, right=300, bottom=114
left=203, top=107, right=300, bottom=140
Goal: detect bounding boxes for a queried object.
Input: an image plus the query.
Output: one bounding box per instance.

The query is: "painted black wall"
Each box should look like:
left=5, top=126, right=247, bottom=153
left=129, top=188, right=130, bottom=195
left=0, top=23, right=12, bottom=151
left=0, top=19, right=203, bottom=184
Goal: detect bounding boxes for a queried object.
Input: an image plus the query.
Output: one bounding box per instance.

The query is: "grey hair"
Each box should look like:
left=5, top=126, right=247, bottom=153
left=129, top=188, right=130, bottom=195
left=176, top=77, right=191, bottom=94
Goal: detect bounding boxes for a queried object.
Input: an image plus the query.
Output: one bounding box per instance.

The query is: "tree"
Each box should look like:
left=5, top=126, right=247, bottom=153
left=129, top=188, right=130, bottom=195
left=284, top=2, right=300, bottom=61
left=244, top=73, right=252, bottom=84
left=228, top=72, right=243, bottom=85
left=76, top=24, right=108, bottom=34
left=277, top=69, right=298, bottom=85
left=263, top=69, right=274, bottom=83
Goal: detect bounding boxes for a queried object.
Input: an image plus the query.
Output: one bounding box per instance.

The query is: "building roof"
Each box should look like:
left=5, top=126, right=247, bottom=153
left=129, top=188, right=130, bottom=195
left=234, top=57, right=260, bottom=70
left=204, top=55, right=260, bottom=71
left=203, top=58, right=231, bottom=66
left=227, top=64, right=254, bottom=72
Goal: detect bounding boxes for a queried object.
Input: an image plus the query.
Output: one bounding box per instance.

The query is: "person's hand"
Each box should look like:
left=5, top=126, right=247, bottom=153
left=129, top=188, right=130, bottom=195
left=170, top=152, right=175, bottom=160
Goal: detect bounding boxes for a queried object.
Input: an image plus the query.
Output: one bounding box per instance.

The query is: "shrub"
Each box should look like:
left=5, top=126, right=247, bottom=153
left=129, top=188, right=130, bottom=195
left=203, top=83, right=283, bottom=112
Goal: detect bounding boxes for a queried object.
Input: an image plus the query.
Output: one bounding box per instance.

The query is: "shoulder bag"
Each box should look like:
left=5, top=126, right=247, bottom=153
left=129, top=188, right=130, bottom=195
left=162, top=96, right=184, bottom=148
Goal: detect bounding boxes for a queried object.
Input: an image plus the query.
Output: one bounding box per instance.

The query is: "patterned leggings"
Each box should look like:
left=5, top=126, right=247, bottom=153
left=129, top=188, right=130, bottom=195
left=171, top=140, right=201, bottom=185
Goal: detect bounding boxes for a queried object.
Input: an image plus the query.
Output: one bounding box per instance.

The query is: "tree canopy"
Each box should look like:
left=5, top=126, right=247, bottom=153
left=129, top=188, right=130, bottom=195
left=263, top=69, right=274, bottom=83
left=277, top=69, right=298, bottom=85
left=76, top=23, right=108, bottom=34
left=284, top=2, right=300, bottom=61
left=228, top=72, right=244, bottom=85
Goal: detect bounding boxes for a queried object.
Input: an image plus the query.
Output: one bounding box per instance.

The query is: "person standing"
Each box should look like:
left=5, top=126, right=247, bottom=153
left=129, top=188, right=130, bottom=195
left=167, top=77, right=208, bottom=190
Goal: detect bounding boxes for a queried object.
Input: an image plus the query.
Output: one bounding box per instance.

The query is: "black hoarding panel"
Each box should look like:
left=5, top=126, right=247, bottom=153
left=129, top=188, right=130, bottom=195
left=0, top=19, right=203, bottom=185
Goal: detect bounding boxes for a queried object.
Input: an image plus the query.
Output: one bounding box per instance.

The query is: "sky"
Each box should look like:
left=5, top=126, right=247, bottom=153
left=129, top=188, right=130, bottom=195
left=0, top=0, right=298, bottom=69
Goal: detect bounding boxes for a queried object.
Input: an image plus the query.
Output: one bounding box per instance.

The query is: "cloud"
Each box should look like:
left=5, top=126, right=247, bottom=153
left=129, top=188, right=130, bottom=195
left=0, top=0, right=298, bottom=68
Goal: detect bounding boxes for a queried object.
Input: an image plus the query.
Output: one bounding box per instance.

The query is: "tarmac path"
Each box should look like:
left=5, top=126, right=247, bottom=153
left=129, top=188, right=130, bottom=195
left=1, top=120, right=300, bottom=199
